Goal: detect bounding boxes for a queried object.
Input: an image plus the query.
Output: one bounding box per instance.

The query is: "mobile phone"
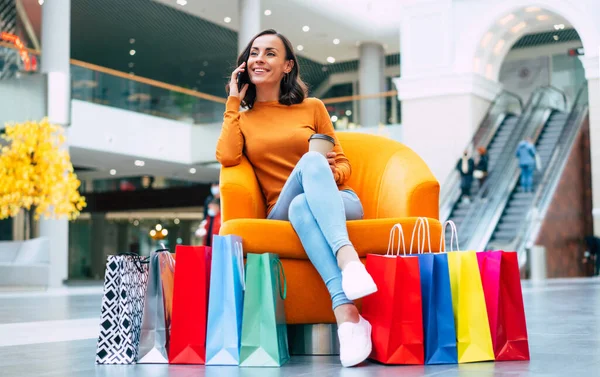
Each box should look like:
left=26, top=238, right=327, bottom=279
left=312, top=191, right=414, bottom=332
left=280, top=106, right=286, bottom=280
left=237, top=70, right=249, bottom=91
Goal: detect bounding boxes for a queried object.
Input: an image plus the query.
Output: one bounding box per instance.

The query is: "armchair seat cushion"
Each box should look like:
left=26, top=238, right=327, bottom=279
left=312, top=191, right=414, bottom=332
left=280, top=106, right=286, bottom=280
left=220, top=217, right=442, bottom=258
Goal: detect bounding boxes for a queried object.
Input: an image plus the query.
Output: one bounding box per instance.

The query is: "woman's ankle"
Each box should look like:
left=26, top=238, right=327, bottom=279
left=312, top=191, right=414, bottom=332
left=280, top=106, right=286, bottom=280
left=336, top=245, right=360, bottom=270
left=333, top=303, right=360, bottom=325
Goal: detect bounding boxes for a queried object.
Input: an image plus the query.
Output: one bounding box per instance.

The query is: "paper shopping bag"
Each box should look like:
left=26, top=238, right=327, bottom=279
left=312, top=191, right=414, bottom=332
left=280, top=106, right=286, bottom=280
left=137, top=249, right=175, bottom=363
left=240, top=253, right=289, bottom=367
left=477, top=251, right=530, bottom=361
left=95, top=254, right=149, bottom=364
left=206, top=235, right=246, bottom=365
left=410, top=217, right=457, bottom=365
left=169, top=245, right=212, bottom=364
left=443, top=221, right=494, bottom=363
left=362, top=223, right=424, bottom=365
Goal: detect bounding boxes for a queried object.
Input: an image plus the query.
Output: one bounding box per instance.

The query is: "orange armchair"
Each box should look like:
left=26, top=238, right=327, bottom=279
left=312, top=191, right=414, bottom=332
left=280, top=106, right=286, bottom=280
left=219, top=132, right=442, bottom=324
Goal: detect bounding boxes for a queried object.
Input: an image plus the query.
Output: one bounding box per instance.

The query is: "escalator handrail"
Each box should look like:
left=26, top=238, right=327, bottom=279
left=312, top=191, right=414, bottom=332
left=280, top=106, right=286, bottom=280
left=514, top=83, right=590, bottom=260
left=439, top=90, right=523, bottom=221
left=457, top=86, right=568, bottom=249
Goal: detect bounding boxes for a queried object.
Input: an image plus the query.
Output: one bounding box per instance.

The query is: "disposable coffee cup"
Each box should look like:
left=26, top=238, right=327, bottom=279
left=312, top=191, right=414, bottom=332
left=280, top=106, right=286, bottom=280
left=308, top=134, right=335, bottom=157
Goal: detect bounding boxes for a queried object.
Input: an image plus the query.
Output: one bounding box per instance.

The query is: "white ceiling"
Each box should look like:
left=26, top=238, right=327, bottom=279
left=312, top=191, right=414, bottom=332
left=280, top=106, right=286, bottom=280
left=153, top=0, right=402, bottom=64
left=70, top=147, right=220, bottom=184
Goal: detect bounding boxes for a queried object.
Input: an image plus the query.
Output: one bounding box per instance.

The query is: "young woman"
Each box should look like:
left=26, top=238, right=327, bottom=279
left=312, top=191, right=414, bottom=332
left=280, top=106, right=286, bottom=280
left=216, top=29, right=376, bottom=367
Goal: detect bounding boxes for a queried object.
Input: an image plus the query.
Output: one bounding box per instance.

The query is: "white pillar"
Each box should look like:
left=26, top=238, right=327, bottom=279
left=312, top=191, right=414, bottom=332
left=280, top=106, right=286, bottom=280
left=581, top=53, right=600, bottom=236
left=238, top=0, right=261, bottom=54
left=40, top=0, right=71, bottom=287
left=359, top=42, right=385, bottom=128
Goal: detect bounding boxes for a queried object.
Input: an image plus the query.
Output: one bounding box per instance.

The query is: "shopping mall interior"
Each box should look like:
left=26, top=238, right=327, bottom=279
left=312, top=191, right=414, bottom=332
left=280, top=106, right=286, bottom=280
left=0, top=0, right=599, bottom=376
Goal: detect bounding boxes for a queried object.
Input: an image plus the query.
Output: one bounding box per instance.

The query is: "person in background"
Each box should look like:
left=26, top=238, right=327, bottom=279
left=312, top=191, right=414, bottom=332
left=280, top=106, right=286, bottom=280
left=456, top=150, right=475, bottom=203
left=516, top=137, right=537, bottom=193
left=474, top=146, right=489, bottom=187
left=203, top=182, right=221, bottom=219
left=203, top=198, right=221, bottom=247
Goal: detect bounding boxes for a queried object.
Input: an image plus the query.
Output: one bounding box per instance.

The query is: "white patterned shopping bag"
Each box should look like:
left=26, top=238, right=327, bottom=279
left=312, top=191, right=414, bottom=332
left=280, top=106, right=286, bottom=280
left=95, top=254, right=149, bottom=364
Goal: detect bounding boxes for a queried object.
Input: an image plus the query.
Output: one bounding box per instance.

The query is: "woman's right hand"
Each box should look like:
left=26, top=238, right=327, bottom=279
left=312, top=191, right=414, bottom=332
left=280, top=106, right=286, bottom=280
left=229, top=62, right=249, bottom=99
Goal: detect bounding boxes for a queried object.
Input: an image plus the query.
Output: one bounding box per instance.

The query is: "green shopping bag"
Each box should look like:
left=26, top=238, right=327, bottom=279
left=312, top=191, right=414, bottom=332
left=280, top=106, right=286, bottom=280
left=239, top=253, right=289, bottom=367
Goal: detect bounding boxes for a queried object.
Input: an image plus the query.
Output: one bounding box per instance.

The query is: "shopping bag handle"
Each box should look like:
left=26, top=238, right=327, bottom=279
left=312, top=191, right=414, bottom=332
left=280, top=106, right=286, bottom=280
left=386, top=223, right=406, bottom=256
left=439, top=220, right=460, bottom=252
left=234, top=241, right=246, bottom=291
left=117, top=252, right=148, bottom=273
left=272, top=258, right=287, bottom=300
left=409, top=217, right=432, bottom=254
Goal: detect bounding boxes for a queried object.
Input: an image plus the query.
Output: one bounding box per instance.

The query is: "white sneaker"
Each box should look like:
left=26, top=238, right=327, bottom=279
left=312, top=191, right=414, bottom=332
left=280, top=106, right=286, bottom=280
left=342, top=261, right=377, bottom=300
left=338, top=315, right=372, bottom=367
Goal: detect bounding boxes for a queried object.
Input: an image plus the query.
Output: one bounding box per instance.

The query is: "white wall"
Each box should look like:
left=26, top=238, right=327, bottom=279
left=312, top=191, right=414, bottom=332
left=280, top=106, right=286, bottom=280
left=68, top=99, right=221, bottom=165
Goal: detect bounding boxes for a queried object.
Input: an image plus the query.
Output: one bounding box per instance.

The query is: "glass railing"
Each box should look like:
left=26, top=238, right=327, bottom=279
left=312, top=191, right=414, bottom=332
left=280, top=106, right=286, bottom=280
left=322, top=91, right=401, bottom=130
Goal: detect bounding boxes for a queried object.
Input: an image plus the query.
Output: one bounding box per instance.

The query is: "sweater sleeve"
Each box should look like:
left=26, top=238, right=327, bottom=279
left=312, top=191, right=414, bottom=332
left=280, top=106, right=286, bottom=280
left=216, top=96, right=245, bottom=167
left=313, top=99, right=351, bottom=185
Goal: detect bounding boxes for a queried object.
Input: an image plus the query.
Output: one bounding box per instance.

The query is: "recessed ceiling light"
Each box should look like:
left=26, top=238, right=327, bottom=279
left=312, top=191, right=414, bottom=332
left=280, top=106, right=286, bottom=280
left=129, top=49, right=136, bottom=56
left=554, top=23, right=565, bottom=30
left=224, top=17, right=232, bottom=23
left=109, top=169, right=117, bottom=175
left=511, top=21, right=527, bottom=33
left=176, top=0, right=188, bottom=5
left=322, top=66, right=328, bottom=72
left=129, top=38, right=135, bottom=44
left=331, top=115, right=338, bottom=122
left=326, top=56, right=336, bottom=63
left=134, top=160, right=145, bottom=167
left=203, top=61, right=209, bottom=66
left=553, top=35, right=560, bottom=40
left=199, top=71, right=205, bottom=76
left=128, top=62, right=134, bottom=68
left=297, top=45, right=304, bottom=51
left=264, top=9, right=272, bottom=16
left=189, top=168, right=197, bottom=174
left=133, top=220, right=139, bottom=226
left=345, top=110, right=352, bottom=116
left=525, top=6, right=540, bottom=12
left=38, top=0, right=43, bottom=4
left=536, top=15, right=549, bottom=21
left=302, top=25, right=310, bottom=32
left=174, top=218, right=180, bottom=225
left=333, top=38, right=340, bottom=45
left=493, top=39, right=505, bottom=55
left=498, top=14, right=515, bottom=25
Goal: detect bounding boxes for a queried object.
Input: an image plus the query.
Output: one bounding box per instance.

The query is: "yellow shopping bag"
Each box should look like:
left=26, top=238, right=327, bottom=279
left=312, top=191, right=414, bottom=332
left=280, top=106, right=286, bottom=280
left=442, top=221, right=494, bottom=363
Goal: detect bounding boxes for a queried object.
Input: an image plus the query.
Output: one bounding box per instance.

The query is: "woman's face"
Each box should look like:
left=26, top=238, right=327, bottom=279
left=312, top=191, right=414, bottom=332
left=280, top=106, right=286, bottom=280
left=247, top=34, right=293, bottom=88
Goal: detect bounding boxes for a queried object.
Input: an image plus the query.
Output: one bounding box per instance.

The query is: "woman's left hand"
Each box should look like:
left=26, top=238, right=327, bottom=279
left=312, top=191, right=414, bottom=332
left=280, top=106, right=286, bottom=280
left=326, top=152, right=336, bottom=174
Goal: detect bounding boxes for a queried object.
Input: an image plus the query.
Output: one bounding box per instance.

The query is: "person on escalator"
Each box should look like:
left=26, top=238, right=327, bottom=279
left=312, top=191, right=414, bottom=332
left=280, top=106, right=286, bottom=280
left=474, top=146, right=489, bottom=187
left=456, top=150, right=475, bottom=204
left=516, top=137, right=537, bottom=193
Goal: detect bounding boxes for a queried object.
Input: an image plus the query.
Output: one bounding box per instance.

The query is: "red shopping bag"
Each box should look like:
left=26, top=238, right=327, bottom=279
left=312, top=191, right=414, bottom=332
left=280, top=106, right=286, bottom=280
left=477, top=251, right=530, bottom=361
left=169, top=245, right=212, bottom=364
left=362, top=223, right=424, bottom=364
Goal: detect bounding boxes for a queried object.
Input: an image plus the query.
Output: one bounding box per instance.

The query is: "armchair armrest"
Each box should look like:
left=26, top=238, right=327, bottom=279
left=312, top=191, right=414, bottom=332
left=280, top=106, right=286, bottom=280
left=376, top=147, right=440, bottom=219
left=219, top=156, right=267, bottom=221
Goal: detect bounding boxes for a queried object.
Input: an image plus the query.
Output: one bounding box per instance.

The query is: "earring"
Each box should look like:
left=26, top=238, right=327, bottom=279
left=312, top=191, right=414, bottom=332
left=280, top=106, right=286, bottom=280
left=283, top=73, right=289, bottom=84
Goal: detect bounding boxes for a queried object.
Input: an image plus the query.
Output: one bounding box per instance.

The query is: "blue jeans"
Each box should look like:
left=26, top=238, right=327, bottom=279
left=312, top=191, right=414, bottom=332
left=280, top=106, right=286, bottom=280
left=520, top=164, right=534, bottom=192
left=267, top=152, right=364, bottom=310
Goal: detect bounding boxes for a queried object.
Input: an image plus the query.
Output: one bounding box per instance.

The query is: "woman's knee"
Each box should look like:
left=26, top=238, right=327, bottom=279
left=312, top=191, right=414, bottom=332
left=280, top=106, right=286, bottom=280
left=288, top=194, right=310, bottom=224
left=298, top=151, right=330, bottom=177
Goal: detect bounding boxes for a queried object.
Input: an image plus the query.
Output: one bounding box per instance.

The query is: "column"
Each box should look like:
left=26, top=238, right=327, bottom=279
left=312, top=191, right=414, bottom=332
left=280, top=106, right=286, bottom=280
left=581, top=53, right=600, bottom=236
left=40, top=0, right=71, bottom=287
left=358, top=42, right=385, bottom=128
left=238, top=0, right=261, bottom=54
left=393, top=0, right=501, bottom=186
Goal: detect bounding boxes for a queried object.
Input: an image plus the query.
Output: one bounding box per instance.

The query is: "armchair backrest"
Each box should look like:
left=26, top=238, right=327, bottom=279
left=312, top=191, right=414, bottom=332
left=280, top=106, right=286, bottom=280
left=336, top=132, right=439, bottom=219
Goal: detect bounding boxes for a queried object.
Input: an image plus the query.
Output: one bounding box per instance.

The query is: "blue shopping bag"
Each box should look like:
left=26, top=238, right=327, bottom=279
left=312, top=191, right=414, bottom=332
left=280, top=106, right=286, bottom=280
left=412, top=218, right=458, bottom=364
left=205, top=235, right=245, bottom=365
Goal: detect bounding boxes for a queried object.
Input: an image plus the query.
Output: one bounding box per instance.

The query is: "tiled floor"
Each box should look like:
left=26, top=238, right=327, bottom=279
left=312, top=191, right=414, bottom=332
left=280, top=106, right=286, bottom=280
left=1, top=278, right=599, bottom=376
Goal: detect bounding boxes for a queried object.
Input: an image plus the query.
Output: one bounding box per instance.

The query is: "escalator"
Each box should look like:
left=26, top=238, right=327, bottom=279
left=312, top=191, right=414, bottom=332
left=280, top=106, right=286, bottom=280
left=452, top=86, right=568, bottom=250
left=439, top=91, right=523, bottom=223
left=487, top=110, right=569, bottom=248
left=448, top=114, right=520, bottom=231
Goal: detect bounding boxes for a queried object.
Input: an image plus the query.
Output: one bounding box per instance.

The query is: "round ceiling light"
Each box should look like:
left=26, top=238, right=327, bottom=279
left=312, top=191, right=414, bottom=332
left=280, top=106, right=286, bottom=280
left=264, top=9, right=272, bottom=16
left=297, top=45, right=304, bottom=51
left=224, top=17, right=232, bottom=23
left=326, top=56, right=336, bottom=63
left=302, top=25, right=310, bottom=32
left=333, top=39, right=340, bottom=45
left=129, top=49, right=136, bottom=56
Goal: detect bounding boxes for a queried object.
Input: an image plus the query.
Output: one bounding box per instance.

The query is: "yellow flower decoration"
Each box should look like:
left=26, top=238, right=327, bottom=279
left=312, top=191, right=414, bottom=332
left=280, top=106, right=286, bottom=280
left=0, top=118, right=86, bottom=220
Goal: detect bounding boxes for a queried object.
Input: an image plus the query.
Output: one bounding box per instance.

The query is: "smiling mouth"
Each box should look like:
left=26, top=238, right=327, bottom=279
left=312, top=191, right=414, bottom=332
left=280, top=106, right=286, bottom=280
left=252, top=68, right=269, bottom=74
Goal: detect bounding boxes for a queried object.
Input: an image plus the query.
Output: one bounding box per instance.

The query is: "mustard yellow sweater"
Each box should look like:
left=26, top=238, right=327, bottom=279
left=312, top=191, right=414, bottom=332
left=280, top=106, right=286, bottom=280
left=216, top=96, right=351, bottom=214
